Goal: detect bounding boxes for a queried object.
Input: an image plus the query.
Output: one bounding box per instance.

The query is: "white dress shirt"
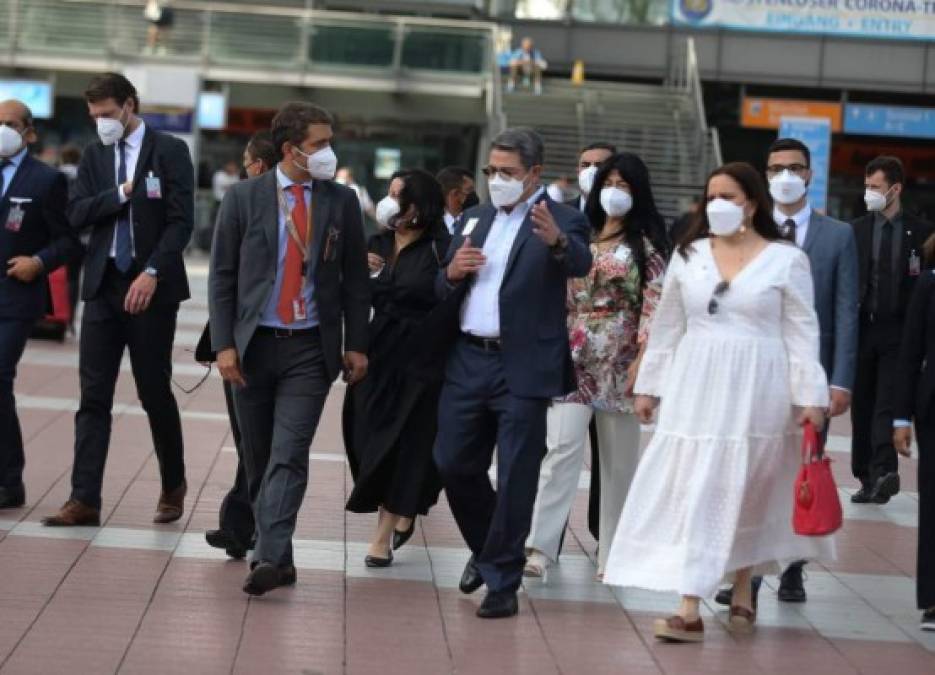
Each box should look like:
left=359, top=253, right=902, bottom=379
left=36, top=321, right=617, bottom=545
left=110, top=121, right=146, bottom=258
left=444, top=210, right=457, bottom=233
left=460, top=187, right=544, bottom=338
left=773, top=202, right=811, bottom=248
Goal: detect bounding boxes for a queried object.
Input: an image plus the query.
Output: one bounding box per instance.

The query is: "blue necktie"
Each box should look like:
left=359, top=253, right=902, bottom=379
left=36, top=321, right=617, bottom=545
left=114, top=140, right=132, bottom=273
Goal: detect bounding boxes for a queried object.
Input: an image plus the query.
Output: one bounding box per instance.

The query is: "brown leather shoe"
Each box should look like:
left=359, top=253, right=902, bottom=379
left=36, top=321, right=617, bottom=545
left=41, top=499, right=101, bottom=527
left=653, top=615, right=705, bottom=643
left=153, top=480, right=187, bottom=524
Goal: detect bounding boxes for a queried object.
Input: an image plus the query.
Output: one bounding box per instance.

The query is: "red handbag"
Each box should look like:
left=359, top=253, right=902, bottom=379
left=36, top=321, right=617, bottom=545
left=792, top=421, right=843, bottom=536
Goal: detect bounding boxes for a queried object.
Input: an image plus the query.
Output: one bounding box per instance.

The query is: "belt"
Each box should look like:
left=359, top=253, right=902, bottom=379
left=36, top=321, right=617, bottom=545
left=463, top=333, right=501, bottom=351
left=256, top=326, right=320, bottom=338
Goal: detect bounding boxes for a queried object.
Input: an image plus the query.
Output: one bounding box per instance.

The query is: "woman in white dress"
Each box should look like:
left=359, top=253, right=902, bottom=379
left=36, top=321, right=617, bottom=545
left=603, top=162, right=833, bottom=643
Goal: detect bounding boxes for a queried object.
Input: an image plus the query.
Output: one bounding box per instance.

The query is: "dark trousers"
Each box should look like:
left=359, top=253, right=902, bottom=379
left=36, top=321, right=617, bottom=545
left=851, top=319, right=901, bottom=486
left=434, top=338, right=548, bottom=593
left=71, top=266, right=185, bottom=509
left=217, top=380, right=254, bottom=547
left=0, top=319, right=36, bottom=488
left=233, top=330, right=329, bottom=567
left=918, top=419, right=935, bottom=610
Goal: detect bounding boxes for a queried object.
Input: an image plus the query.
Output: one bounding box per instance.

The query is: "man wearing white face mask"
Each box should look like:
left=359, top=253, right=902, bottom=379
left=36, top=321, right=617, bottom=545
left=210, top=101, right=370, bottom=596
left=572, top=142, right=616, bottom=212
left=44, top=73, right=194, bottom=528
left=850, top=156, right=934, bottom=506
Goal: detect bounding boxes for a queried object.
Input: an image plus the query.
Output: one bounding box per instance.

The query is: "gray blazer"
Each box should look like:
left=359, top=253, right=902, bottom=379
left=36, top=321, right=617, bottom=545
left=802, top=210, right=859, bottom=392
left=208, top=170, right=370, bottom=382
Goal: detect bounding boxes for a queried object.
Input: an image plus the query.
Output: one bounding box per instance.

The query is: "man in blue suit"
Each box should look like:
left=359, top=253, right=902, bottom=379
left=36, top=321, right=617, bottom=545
left=433, top=128, right=592, bottom=618
left=0, top=100, right=80, bottom=508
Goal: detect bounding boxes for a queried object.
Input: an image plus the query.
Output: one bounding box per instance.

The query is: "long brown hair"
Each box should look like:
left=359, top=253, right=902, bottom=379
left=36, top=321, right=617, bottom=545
left=677, top=162, right=782, bottom=258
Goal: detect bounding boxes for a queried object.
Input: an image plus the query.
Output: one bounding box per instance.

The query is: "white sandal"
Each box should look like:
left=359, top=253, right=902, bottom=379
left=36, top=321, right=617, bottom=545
left=523, top=551, right=550, bottom=582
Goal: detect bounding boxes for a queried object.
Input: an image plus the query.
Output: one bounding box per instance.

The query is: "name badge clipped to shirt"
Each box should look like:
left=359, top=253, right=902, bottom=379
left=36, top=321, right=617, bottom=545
left=461, top=217, right=479, bottom=237
left=4, top=198, right=30, bottom=232
left=909, top=249, right=921, bottom=277
left=145, top=171, right=162, bottom=200
left=293, top=298, right=308, bottom=321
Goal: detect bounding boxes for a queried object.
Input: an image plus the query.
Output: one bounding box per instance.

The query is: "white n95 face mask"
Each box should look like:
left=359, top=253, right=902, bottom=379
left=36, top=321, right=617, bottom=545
left=578, top=165, right=598, bottom=196
left=295, top=145, right=338, bottom=180
left=599, top=187, right=633, bottom=218
left=375, top=195, right=400, bottom=229
left=706, top=198, right=745, bottom=236
left=864, top=188, right=890, bottom=212
left=488, top=174, right=525, bottom=209
left=769, top=170, right=807, bottom=205
left=96, top=116, right=125, bottom=146
left=0, top=125, right=24, bottom=157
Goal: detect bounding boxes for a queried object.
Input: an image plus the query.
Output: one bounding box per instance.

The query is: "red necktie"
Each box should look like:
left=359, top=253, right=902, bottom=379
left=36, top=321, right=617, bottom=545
left=276, top=184, right=310, bottom=324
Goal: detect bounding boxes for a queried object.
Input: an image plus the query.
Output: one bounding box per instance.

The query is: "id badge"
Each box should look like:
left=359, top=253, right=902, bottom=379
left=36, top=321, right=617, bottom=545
left=5, top=204, right=24, bottom=232
left=293, top=298, right=307, bottom=321
left=909, top=250, right=921, bottom=277
left=145, top=173, right=162, bottom=199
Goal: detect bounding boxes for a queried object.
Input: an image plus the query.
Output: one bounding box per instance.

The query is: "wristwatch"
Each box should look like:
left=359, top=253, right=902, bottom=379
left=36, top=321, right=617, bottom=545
left=143, top=266, right=158, bottom=278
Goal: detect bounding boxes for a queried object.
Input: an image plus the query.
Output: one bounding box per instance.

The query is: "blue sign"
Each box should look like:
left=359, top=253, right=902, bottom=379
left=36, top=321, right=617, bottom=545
left=778, top=116, right=832, bottom=214
left=0, top=80, right=53, bottom=119
left=844, top=103, right=935, bottom=140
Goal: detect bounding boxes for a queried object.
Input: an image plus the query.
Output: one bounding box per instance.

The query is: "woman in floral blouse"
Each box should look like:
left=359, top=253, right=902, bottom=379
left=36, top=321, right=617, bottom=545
left=526, top=152, right=670, bottom=579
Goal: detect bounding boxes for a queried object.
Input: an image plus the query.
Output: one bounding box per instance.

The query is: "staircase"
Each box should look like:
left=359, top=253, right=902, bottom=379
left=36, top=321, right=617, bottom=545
left=500, top=39, right=721, bottom=222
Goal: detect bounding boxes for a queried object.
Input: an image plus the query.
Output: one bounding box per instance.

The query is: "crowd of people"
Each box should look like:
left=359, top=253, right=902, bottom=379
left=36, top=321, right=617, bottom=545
left=0, top=69, right=933, bottom=639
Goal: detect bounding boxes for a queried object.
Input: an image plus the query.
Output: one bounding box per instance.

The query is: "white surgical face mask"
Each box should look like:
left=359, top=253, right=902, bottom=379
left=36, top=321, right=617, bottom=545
left=488, top=173, right=526, bottom=209
left=375, top=195, right=400, bottom=229
left=96, top=107, right=128, bottom=146
left=0, top=125, right=24, bottom=157
left=706, top=198, right=746, bottom=237
left=769, top=170, right=807, bottom=205
left=864, top=187, right=891, bottom=212
left=599, top=187, right=633, bottom=218
left=294, top=145, right=338, bottom=180
left=578, top=165, right=598, bottom=196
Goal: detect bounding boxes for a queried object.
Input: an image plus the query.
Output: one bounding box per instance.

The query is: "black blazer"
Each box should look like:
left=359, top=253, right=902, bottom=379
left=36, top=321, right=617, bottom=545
left=67, top=126, right=195, bottom=304
left=0, top=154, right=81, bottom=320
left=895, top=269, right=935, bottom=424
left=851, top=211, right=934, bottom=318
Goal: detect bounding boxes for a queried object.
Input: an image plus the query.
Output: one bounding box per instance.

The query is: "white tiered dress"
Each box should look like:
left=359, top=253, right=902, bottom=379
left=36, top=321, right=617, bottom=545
left=603, top=239, right=835, bottom=598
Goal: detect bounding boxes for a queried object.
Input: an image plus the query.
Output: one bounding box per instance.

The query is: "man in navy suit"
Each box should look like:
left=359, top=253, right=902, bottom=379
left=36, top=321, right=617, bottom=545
left=0, top=99, right=80, bottom=508
left=433, top=128, right=592, bottom=618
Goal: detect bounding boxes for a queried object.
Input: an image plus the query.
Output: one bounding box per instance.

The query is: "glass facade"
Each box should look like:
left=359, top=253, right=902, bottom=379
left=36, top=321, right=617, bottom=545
left=508, top=0, right=670, bottom=24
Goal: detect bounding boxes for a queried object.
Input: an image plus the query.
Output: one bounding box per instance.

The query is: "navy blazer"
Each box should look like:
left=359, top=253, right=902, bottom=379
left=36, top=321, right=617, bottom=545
left=435, top=193, right=592, bottom=399
left=0, top=154, right=81, bottom=320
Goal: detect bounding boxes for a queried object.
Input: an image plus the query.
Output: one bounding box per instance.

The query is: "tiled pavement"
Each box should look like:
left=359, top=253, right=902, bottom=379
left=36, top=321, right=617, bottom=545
left=0, top=255, right=933, bottom=675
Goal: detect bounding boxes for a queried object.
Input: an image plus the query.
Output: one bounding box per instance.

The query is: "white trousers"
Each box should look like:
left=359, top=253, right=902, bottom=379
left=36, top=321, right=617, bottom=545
left=526, top=402, right=642, bottom=570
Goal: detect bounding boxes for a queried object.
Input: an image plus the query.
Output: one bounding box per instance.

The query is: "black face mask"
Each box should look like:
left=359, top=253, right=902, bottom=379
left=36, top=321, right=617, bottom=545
left=462, top=191, right=480, bottom=210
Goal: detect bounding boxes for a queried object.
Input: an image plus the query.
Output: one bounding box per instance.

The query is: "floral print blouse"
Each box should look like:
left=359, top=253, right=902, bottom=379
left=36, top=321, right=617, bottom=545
left=562, top=237, right=666, bottom=413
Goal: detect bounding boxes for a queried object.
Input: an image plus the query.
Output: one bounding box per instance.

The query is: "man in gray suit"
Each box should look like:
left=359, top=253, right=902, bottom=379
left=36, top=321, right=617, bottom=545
left=209, top=101, right=370, bottom=595
left=717, top=137, right=859, bottom=607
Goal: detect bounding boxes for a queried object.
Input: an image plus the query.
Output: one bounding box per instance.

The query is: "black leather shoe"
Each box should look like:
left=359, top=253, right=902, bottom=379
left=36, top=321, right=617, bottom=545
left=0, top=484, right=25, bottom=509
left=476, top=590, right=519, bottom=619
left=851, top=484, right=874, bottom=503
left=459, top=555, right=484, bottom=595
left=871, top=472, right=900, bottom=504
left=713, top=577, right=762, bottom=609
left=205, top=529, right=249, bottom=559
left=778, top=563, right=807, bottom=603
left=921, top=608, right=935, bottom=632
left=393, top=519, right=416, bottom=551
left=365, top=549, right=394, bottom=568
left=243, top=562, right=295, bottom=596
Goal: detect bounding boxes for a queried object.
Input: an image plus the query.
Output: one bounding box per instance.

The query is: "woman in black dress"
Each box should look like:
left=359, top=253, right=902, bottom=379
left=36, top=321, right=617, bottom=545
left=343, top=169, right=452, bottom=566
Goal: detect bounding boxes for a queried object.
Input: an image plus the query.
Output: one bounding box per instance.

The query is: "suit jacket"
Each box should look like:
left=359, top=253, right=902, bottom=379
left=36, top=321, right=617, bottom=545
left=67, top=127, right=194, bottom=304
left=895, top=269, right=935, bottom=424
left=209, top=170, right=370, bottom=383
left=801, top=211, right=859, bottom=391
left=436, top=193, right=592, bottom=399
left=0, top=154, right=81, bottom=320
left=851, top=210, right=935, bottom=320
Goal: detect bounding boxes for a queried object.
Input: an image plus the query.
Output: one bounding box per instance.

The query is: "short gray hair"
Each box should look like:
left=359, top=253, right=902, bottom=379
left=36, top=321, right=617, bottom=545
left=491, top=127, right=544, bottom=169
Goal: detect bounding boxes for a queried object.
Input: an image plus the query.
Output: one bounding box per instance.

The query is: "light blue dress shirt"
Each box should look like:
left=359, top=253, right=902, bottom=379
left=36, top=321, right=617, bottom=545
left=259, top=167, right=319, bottom=329
left=0, top=146, right=27, bottom=198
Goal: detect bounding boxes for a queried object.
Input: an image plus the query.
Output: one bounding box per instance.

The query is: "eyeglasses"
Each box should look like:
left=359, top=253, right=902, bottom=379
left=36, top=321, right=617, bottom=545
left=708, top=280, right=729, bottom=315
left=766, top=163, right=808, bottom=176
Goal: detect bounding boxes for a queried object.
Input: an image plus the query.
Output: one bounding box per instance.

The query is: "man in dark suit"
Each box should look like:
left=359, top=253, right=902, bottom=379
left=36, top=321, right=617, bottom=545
left=210, top=102, right=370, bottom=596
left=0, top=100, right=80, bottom=509
left=851, top=156, right=934, bottom=505
left=43, top=73, right=194, bottom=527
left=434, top=127, right=592, bottom=618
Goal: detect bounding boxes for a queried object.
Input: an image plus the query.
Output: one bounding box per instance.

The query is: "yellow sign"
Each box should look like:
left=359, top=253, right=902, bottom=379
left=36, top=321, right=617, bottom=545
left=742, top=98, right=843, bottom=133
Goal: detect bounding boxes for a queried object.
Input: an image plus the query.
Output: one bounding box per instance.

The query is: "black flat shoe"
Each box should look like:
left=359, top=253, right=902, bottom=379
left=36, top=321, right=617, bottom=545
left=778, top=563, right=807, bottom=603
left=365, top=549, right=394, bottom=568
left=921, top=608, right=935, bottom=632
left=205, top=529, right=248, bottom=560
left=851, top=484, right=874, bottom=503
left=0, top=484, right=25, bottom=509
left=713, top=577, right=761, bottom=609
left=243, top=562, right=293, bottom=596
left=871, top=472, right=900, bottom=504
left=393, top=519, right=416, bottom=551
left=459, top=555, right=484, bottom=595
left=476, top=590, right=518, bottom=619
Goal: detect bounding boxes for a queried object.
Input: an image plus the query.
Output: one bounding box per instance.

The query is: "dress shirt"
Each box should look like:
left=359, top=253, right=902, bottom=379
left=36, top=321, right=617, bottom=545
left=871, top=210, right=904, bottom=314
left=0, top=146, right=27, bottom=199
left=773, top=203, right=811, bottom=248
left=444, top=210, right=457, bottom=233
left=894, top=419, right=911, bottom=428
left=578, top=195, right=587, bottom=212
left=259, top=166, right=318, bottom=329
left=460, top=187, right=544, bottom=338
left=110, top=121, right=146, bottom=258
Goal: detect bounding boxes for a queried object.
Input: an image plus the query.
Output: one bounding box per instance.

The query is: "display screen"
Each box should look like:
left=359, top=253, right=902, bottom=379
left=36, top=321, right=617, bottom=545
left=0, top=80, right=53, bottom=119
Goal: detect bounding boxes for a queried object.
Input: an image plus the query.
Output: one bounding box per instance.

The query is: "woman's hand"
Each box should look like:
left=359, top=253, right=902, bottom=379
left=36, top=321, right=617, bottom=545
left=796, top=406, right=826, bottom=430
left=634, top=395, right=659, bottom=423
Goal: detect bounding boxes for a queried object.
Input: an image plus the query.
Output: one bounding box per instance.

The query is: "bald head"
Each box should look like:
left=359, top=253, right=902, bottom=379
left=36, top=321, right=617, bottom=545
left=0, top=100, right=34, bottom=130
